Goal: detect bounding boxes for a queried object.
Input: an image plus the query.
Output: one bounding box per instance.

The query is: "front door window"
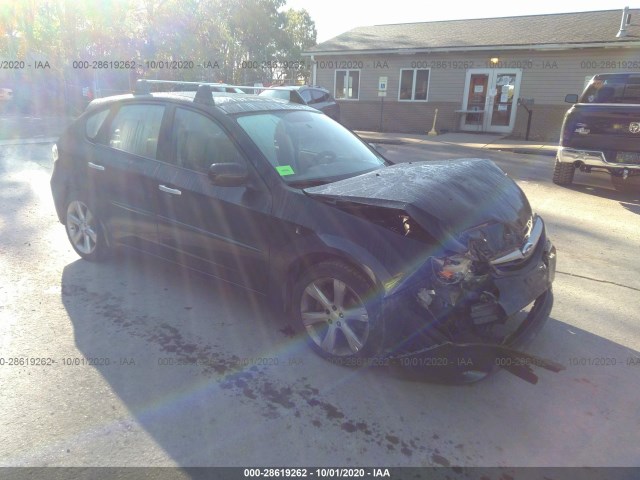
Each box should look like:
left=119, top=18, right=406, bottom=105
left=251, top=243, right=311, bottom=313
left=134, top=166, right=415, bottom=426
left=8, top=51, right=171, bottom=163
left=491, top=74, right=517, bottom=127
left=465, top=73, right=489, bottom=128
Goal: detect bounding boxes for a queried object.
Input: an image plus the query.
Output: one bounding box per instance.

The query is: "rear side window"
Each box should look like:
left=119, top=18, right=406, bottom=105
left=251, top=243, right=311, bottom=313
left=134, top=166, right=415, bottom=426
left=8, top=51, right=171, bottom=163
left=309, top=89, right=328, bottom=104
left=581, top=75, right=640, bottom=104
left=299, top=89, right=312, bottom=103
left=85, top=109, right=109, bottom=140
left=108, top=104, right=165, bottom=159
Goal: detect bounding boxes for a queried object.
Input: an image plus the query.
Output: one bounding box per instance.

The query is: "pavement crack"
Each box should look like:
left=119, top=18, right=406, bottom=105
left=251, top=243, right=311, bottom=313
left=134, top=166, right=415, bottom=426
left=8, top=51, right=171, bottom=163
left=556, top=270, right=640, bottom=293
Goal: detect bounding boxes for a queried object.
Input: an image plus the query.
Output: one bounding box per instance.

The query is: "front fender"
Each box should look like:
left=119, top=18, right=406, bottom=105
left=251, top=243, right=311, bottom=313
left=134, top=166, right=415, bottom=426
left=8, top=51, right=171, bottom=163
left=269, top=232, right=394, bottom=311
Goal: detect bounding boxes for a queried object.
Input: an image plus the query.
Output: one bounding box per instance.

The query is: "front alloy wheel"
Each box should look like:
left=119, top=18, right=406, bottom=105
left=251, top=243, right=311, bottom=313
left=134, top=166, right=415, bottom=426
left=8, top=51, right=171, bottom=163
left=294, top=262, right=383, bottom=361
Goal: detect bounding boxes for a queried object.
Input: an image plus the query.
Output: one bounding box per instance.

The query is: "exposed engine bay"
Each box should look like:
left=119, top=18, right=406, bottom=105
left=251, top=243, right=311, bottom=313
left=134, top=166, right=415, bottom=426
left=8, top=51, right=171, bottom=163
left=380, top=214, right=558, bottom=383
left=331, top=204, right=559, bottom=383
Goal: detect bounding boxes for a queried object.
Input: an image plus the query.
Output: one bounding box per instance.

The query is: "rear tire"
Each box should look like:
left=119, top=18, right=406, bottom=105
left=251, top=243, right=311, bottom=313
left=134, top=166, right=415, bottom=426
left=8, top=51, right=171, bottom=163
left=552, top=158, right=575, bottom=185
left=611, top=175, right=639, bottom=193
left=292, top=261, right=384, bottom=363
left=64, top=192, right=109, bottom=261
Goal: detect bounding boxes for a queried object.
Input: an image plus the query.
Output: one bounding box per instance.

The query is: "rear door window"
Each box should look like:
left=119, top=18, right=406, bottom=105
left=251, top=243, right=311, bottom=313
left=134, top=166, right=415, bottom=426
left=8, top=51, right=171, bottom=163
left=108, top=104, right=165, bottom=159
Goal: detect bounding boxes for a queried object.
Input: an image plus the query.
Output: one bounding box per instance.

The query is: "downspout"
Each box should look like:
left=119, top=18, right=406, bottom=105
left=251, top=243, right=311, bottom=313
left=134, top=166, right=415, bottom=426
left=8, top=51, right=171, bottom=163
left=311, top=55, right=316, bottom=85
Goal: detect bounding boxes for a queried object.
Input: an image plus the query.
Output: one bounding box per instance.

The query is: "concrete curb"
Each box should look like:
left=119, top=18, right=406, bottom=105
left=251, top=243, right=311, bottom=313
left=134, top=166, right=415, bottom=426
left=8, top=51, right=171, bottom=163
left=485, top=146, right=558, bottom=157
left=356, top=131, right=559, bottom=156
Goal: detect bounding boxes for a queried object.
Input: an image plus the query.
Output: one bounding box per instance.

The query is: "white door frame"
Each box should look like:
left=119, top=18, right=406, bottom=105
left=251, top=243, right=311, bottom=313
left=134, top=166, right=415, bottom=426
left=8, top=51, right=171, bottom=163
left=461, top=68, right=522, bottom=133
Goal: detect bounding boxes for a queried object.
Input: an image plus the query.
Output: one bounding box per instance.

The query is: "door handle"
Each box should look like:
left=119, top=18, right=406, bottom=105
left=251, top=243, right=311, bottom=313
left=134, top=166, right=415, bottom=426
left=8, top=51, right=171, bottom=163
left=159, top=184, right=182, bottom=196
left=88, top=162, right=105, bottom=171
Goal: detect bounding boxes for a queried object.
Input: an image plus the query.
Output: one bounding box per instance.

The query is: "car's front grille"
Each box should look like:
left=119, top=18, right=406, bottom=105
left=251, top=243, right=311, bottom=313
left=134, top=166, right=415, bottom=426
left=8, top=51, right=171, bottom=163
left=489, top=216, right=542, bottom=267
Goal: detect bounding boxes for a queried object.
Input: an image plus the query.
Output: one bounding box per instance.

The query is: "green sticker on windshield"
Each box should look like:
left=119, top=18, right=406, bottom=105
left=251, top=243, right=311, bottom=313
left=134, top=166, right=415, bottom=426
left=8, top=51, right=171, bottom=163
left=276, top=165, right=295, bottom=176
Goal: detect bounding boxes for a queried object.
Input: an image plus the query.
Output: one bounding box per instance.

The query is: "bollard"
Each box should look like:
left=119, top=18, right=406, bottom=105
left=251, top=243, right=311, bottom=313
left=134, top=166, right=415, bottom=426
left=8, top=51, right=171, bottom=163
left=428, top=108, right=438, bottom=136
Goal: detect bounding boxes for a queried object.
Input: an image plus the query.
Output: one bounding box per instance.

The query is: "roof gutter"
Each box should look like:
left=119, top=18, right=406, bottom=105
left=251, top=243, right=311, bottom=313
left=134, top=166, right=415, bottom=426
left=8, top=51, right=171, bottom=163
left=303, top=41, right=640, bottom=56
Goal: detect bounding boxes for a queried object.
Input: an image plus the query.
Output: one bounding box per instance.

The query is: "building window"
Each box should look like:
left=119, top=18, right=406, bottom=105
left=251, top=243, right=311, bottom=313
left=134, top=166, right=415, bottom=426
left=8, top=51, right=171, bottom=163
left=335, top=70, right=360, bottom=100
left=398, top=69, right=430, bottom=101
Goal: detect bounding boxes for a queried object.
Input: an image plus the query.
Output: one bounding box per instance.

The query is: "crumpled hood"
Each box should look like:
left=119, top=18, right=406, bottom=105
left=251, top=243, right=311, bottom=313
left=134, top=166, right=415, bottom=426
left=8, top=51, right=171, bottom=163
left=304, top=158, right=532, bottom=253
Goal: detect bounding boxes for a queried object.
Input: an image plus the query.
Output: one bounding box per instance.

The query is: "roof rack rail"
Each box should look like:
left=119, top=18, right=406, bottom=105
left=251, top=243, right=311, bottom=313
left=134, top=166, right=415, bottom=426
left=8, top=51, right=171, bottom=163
left=134, top=79, right=151, bottom=94
left=133, top=79, right=312, bottom=93
left=134, top=79, right=269, bottom=92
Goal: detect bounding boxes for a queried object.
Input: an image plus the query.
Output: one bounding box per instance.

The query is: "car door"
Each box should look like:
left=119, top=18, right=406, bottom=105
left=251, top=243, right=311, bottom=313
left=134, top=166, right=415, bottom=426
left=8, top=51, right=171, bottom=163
left=155, top=106, right=272, bottom=292
left=86, top=102, right=167, bottom=248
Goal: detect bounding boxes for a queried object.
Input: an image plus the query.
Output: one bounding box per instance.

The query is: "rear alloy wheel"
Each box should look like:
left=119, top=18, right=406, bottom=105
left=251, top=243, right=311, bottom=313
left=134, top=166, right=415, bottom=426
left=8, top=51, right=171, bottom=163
left=552, top=158, right=575, bottom=186
left=65, top=196, right=108, bottom=261
left=293, top=262, right=383, bottom=362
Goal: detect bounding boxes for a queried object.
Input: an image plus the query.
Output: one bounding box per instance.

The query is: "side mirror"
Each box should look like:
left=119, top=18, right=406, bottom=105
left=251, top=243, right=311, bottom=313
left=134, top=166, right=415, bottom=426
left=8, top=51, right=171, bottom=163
left=564, top=94, right=579, bottom=104
left=208, top=163, right=248, bottom=187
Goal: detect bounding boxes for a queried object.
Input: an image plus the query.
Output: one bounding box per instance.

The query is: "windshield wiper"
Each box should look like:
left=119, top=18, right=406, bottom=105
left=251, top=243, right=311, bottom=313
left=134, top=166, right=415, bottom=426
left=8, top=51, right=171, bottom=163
left=288, top=179, right=331, bottom=188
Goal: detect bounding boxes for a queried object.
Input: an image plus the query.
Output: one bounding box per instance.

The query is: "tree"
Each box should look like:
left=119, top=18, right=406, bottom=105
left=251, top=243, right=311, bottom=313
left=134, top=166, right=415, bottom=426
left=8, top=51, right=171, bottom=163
left=0, top=0, right=318, bottom=86
left=278, top=8, right=316, bottom=84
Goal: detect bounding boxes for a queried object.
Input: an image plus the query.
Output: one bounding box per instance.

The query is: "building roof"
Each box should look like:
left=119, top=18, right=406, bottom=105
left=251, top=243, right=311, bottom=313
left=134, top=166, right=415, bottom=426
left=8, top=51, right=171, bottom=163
left=306, top=9, right=640, bottom=54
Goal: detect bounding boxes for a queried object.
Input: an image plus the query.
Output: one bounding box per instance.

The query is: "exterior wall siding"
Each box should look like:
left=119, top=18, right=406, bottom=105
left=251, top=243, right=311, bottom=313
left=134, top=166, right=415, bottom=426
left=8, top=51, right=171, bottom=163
left=310, top=47, right=639, bottom=141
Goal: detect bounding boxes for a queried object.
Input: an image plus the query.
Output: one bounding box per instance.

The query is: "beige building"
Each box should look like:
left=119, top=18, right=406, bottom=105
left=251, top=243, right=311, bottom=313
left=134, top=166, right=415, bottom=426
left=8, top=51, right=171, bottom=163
left=304, top=8, right=640, bottom=141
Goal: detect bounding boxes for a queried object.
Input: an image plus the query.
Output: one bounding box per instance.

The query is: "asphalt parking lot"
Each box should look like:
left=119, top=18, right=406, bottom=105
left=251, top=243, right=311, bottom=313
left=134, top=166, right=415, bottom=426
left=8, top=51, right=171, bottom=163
left=0, top=136, right=639, bottom=470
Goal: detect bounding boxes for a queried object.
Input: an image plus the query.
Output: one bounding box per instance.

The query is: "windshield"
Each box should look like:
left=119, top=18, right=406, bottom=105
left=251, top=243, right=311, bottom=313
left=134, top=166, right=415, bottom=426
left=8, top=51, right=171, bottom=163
left=580, top=74, right=640, bottom=104
left=236, top=110, right=387, bottom=186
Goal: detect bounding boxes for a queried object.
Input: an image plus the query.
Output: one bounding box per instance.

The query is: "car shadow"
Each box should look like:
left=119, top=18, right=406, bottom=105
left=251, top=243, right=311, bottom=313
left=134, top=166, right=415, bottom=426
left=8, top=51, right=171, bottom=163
left=564, top=182, right=639, bottom=202
left=554, top=168, right=639, bottom=204
left=60, top=250, right=640, bottom=467
left=562, top=182, right=640, bottom=216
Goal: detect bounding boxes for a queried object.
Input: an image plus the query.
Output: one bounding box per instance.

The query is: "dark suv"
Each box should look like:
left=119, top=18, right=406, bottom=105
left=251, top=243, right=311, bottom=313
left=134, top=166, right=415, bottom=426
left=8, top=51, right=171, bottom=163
left=259, top=85, right=340, bottom=121
left=50, top=81, right=556, bottom=382
left=554, top=73, right=640, bottom=192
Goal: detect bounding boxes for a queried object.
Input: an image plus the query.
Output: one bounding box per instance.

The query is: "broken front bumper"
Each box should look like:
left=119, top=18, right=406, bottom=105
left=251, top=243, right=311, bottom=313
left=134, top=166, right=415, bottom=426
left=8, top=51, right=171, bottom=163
left=380, top=227, right=559, bottom=383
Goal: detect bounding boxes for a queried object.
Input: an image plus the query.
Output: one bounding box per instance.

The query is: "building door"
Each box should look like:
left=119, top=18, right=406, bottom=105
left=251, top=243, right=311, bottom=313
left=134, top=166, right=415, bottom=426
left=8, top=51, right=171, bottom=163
left=461, top=69, right=522, bottom=133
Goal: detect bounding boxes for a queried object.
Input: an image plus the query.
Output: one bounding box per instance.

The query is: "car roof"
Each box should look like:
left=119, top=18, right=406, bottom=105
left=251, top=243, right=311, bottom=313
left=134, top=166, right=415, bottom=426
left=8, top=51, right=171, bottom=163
left=86, top=91, right=318, bottom=115
left=269, top=85, right=328, bottom=92
left=592, top=73, right=640, bottom=82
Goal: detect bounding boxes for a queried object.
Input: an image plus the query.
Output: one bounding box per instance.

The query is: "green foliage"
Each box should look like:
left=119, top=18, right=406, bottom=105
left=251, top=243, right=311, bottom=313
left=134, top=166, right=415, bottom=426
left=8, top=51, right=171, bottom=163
left=279, top=8, right=317, bottom=83
left=0, top=0, right=318, bottom=85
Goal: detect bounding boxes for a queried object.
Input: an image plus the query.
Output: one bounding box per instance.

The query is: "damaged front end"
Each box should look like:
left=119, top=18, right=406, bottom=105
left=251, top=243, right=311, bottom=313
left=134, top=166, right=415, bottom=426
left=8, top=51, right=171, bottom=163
left=382, top=215, right=560, bottom=384
left=304, top=159, right=561, bottom=383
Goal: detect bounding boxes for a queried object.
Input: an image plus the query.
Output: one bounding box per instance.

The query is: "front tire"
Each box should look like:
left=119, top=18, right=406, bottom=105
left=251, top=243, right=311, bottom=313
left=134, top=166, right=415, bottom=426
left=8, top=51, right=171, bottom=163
left=552, top=158, right=575, bottom=185
left=64, top=193, right=108, bottom=261
left=292, top=261, right=384, bottom=362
